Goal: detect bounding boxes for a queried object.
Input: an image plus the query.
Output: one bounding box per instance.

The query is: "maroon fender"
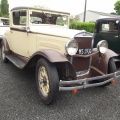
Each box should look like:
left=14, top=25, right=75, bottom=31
left=32, top=49, right=68, bottom=63
left=91, top=49, right=118, bottom=75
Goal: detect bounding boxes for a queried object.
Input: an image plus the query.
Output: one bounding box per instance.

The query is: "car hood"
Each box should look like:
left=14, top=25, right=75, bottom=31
left=30, top=25, right=86, bottom=38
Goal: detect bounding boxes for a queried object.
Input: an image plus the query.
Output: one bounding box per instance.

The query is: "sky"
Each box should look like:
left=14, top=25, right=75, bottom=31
left=8, top=0, right=118, bottom=15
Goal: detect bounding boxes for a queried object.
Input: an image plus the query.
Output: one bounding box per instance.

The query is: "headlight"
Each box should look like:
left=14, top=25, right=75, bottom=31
left=97, top=40, right=108, bottom=53
left=66, top=39, right=78, bottom=55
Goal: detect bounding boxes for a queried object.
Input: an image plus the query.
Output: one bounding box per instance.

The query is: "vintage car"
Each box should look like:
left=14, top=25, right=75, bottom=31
left=0, top=17, right=9, bottom=41
left=93, top=18, right=120, bottom=54
left=1, top=7, right=120, bottom=105
left=93, top=18, right=120, bottom=71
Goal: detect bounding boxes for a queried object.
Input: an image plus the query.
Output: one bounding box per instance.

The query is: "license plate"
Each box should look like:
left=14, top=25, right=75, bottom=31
left=78, top=48, right=92, bottom=55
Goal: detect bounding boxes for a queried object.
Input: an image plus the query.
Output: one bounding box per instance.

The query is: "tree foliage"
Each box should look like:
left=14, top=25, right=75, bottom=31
left=0, top=12, right=3, bottom=17
left=70, top=15, right=80, bottom=23
left=70, top=22, right=95, bottom=33
left=33, top=5, right=49, bottom=9
left=0, top=0, right=9, bottom=17
left=114, top=0, right=120, bottom=15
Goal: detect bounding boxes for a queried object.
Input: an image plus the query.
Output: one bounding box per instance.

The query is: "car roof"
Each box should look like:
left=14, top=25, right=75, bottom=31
left=11, top=6, right=70, bottom=15
left=96, top=18, right=120, bottom=22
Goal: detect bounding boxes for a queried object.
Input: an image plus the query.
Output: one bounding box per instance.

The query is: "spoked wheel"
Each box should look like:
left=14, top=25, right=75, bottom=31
left=36, top=58, right=59, bottom=105
left=1, top=44, right=8, bottom=63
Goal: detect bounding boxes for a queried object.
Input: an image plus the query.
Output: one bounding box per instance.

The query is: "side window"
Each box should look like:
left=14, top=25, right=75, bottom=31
left=100, top=21, right=118, bottom=32
left=13, top=10, right=26, bottom=26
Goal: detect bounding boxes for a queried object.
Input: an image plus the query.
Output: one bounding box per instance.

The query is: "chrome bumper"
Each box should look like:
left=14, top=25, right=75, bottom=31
left=59, top=71, right=120, bottom=91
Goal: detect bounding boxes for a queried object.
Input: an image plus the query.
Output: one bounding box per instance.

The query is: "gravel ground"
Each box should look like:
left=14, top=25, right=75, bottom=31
left=0, top=58, right=120, bottom=120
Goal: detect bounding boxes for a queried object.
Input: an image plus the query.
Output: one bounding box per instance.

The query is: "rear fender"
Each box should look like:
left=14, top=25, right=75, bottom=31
left=1, top=37, right=11, bottom=55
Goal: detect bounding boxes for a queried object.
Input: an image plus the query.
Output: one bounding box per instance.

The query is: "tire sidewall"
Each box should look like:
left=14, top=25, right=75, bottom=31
left=36, top=58, right=59, bottom=104
left=108, top=58, right=116, bottom=73
left=1, top=44, right=8, bottom=63
left=101, top=58, right=117, bottom=87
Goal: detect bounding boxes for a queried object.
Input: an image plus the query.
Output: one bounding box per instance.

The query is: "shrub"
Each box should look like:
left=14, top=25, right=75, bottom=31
left=69, top=22, right=95, bottom=33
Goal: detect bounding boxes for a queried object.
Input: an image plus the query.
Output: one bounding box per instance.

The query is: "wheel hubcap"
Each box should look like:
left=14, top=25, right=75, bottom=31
left=38, top=66, right=49, bottom=97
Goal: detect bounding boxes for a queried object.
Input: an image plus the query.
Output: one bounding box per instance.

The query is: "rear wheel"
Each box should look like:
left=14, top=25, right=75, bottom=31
left=36, top=58, right=59, bottom=105
left=1, top=44, right=8, bottom=63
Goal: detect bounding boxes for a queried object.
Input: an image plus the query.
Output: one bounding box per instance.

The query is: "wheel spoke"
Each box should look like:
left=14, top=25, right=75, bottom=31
left=39, top=66, right=50, bottom=97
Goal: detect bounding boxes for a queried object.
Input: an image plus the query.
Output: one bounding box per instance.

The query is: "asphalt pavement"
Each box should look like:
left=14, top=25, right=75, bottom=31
left=0, top=57, right=120, bottom=120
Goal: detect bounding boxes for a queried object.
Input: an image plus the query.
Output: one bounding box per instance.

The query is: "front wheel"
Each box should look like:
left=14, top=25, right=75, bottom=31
left=36, top=58, right=59, bottom=105
left=100, top=58, right=116, bottom=87
left=1, top=43, right=8, bottom=63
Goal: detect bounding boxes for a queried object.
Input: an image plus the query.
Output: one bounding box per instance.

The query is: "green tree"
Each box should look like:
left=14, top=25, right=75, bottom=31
left=70, top=15, right=80, bottom=23
left=114, top=0, right=120, bottom=15
left=33, top=5, right=49, bottom=9
left=0, top=12, right=3, bottom=17
left=1, top=0, right=9, bottom=17
left=74, top=15, right=80, bottom=22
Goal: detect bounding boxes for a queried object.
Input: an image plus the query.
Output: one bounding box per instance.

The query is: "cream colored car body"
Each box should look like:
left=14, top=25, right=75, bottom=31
left=2, top=7, right=120, bottom=105
left=5, top=7, right=85, bottom=58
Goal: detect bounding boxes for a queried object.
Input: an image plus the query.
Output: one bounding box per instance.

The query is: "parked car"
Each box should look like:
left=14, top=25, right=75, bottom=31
left=93, top=18, right=120, bottom=53
left=0, top=17, right=9, bottom=41
left=1, top=7, right=120, bottom=105
left=93, top=18, right=120, bottom=71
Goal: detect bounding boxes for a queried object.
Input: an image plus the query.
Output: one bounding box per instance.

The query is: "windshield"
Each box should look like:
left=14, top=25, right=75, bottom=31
left=29, top=10, right=69, bottom=27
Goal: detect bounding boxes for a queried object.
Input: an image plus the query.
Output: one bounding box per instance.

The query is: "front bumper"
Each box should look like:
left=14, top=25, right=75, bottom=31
left=59, top=71, right=120, bottom=91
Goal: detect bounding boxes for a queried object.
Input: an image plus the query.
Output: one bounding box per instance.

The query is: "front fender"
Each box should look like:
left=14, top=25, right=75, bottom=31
left=91, top=49, right=118, bottom=74
left=33, top=49, right=68, bottom=62
left=105, top=49, right=118, bottom=62
left=27, top=50, right=76, bottom=79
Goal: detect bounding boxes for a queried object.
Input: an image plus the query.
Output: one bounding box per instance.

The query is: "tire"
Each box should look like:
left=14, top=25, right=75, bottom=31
left=100, top=58, right=116, bottom=87
left=36, top=58, right=59, bottom=105
left=108, top=58, right=116, bottom=73
left=1, top=43, right=8, bottom=63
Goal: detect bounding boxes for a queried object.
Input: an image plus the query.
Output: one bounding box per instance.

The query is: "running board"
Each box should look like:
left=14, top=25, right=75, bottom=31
left=6, top=54, right=26, bottom=69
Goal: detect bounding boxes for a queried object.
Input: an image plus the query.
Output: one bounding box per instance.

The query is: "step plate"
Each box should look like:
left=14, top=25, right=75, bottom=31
left=6, top=54, right=25, bottom=69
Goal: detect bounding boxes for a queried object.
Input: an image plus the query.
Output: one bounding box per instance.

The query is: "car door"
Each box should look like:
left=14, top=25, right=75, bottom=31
left=10, top=10, right=29, bottom=57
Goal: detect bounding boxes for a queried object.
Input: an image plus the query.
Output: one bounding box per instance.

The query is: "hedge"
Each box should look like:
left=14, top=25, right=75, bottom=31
left=69, top=22, right=95, bottom=33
